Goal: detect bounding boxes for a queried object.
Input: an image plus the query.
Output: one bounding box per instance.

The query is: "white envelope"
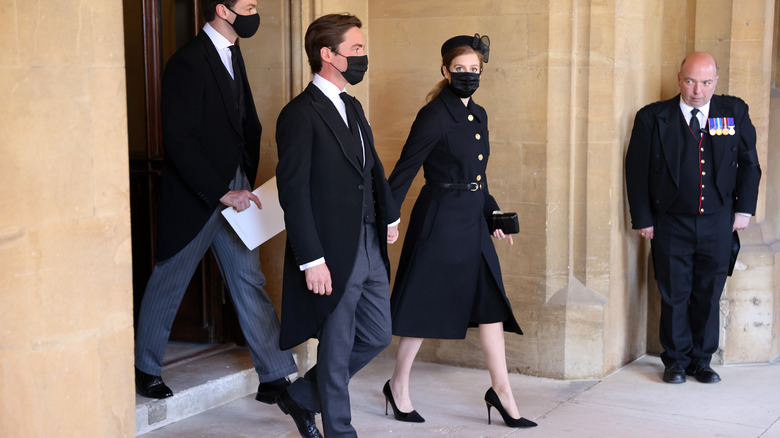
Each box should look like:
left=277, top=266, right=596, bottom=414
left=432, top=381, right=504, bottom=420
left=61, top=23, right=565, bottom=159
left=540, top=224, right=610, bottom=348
left=221, top=176, right=285, bottom=250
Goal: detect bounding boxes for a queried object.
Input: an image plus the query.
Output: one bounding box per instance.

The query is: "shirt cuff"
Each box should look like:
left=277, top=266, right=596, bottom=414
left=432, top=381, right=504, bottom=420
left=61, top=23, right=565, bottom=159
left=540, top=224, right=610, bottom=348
left=388, top=218, right=400, bottom=227
left=736, top=212, right=751, bottom=217
left=299, top=257, right=325, bottom=271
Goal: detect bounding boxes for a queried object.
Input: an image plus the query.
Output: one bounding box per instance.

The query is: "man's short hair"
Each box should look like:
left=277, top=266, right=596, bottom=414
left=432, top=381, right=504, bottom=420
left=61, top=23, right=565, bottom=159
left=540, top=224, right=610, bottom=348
left=203, top=0, right=238, bottom=23
left=304, top=13, right=362, bottom=74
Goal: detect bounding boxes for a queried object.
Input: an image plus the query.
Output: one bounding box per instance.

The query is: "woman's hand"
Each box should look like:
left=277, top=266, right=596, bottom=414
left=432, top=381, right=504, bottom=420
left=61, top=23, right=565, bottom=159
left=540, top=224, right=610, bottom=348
left=492, top=229, right=513, bottom=246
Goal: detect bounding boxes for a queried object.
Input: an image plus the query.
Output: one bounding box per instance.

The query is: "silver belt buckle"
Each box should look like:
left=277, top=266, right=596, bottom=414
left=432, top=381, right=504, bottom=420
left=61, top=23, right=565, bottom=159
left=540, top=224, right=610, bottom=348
left=468, top=182, right=479, bottom=191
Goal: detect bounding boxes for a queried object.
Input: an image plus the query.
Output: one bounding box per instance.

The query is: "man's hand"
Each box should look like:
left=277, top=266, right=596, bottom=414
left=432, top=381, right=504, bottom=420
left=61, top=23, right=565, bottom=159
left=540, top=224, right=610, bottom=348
left=220, top=190, right=261, bottom=212
left=305, top=263, right=333, bottom=296
left=387, top=224, right=399, bottom=244
left=492, top=229, right=514, bottom=246
left=733, top=214, right=750, bottom=231
left=637, top=226, right=654, bottom=240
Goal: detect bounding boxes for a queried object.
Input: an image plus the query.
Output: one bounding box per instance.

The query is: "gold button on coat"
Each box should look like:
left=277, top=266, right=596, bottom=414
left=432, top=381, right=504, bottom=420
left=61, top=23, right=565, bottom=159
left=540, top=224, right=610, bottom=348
left=478, top=154, right=484, bottom=161
left=468, top=115, right=474, bottom=121
left=475, top=133, right=481, bottom=140
left=476, top=175, right=482, bottom=181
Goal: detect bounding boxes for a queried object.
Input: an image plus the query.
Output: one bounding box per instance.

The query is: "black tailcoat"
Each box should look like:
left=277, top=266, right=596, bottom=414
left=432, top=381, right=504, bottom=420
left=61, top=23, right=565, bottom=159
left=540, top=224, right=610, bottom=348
left=157, top=32, right=261, bottom=261
left=275, top=83, right=399, bottom=350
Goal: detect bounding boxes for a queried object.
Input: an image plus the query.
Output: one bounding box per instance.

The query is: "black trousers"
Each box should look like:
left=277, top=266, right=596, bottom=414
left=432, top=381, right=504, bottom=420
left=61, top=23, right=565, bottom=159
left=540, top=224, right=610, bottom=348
left=651, top=209, right=732, bottom=368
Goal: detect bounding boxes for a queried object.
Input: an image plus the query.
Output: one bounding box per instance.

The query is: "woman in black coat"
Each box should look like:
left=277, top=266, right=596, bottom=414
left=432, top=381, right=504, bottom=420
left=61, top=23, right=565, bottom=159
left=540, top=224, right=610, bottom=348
left=382, top=35, right=536, bottom=429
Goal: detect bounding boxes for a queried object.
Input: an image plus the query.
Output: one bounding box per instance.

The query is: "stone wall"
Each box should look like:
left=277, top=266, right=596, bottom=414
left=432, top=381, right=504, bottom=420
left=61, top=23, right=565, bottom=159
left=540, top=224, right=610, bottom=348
left=0, top=1, right=135, bottom=436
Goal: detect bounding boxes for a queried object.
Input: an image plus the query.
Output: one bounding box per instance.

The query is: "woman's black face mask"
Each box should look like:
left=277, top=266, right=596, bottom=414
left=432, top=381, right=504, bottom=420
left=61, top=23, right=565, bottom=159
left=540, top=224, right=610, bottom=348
left=448, top=71, right=480, bottom=98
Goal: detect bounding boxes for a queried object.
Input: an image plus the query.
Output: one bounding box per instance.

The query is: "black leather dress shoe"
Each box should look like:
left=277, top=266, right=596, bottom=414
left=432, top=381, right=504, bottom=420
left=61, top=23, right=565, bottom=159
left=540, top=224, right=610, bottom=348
left=256, top=377, right=290, bottom=404
left=686, top=364, right=721, bottom=383
left=662, top=363, right=686, bottom=384
left=135, top=367, right=173, bottom=399
left=277, top=390, right=322, bottom=438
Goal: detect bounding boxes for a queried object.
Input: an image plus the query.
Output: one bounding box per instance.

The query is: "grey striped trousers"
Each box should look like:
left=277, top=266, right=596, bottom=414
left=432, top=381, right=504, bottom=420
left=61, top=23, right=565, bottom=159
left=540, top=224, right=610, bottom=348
left=134, top=168, right=297, bottom=381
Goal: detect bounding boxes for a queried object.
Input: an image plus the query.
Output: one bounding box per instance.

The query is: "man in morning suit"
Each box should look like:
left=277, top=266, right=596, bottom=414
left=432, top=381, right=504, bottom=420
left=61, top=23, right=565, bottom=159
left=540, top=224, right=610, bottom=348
left=274, top=13, right=401, bottom=438
left=134, top=0, right=297, bottom=403
left=626, top=52, right=761, bottom=384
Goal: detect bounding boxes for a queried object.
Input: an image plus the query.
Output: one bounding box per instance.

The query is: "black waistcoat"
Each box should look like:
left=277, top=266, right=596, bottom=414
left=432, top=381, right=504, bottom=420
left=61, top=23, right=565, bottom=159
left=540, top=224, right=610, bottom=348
left=667, top=117, right=726, bottom=215
left=339, top=115, right=377, bottom=224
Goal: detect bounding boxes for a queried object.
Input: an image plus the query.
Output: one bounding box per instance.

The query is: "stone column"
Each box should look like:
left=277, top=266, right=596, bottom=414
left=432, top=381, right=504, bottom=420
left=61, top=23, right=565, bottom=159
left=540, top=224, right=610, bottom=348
left=0, top=1, right=134, bottom=436
left=695, top=0, right=780, bottom=365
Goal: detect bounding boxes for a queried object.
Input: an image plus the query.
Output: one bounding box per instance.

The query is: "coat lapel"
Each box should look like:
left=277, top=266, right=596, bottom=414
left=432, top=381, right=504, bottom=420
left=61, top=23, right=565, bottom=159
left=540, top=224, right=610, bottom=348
left=657, top=97, right=683, bottom=189
left=350, top=95, right=374, bottom=153
left=306, top=84, right=363, bottom=174
left=197, top=32, right=243, bottom=136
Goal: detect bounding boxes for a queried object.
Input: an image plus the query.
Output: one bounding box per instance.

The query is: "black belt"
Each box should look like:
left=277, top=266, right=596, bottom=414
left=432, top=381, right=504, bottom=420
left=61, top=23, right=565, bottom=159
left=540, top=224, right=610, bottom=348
left=425, top=180, right=482, bottom=191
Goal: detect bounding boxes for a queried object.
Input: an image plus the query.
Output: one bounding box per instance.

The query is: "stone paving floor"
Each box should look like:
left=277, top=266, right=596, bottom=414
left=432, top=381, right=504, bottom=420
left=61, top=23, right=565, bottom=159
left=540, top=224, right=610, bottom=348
left=141, top=354, right=780, bottom=438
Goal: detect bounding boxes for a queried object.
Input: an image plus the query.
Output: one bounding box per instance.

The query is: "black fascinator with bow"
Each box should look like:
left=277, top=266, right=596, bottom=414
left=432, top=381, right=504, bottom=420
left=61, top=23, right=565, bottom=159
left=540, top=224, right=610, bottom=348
left=441, top=33, right=490, bottom=63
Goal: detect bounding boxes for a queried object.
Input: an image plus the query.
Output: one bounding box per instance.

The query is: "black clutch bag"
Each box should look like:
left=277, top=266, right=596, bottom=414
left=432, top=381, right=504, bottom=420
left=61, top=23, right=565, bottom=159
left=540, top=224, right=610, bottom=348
left=487, top=212, right=519, bottom=234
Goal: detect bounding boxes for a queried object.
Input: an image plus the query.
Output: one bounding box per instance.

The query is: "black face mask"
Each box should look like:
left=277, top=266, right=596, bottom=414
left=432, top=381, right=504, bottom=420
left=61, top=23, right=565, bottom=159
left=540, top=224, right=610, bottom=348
left=226, top=6, right=260, bottom=39
left=448, top=71, right=480, bottom=98
left=331, top=52, right=368, bottom=85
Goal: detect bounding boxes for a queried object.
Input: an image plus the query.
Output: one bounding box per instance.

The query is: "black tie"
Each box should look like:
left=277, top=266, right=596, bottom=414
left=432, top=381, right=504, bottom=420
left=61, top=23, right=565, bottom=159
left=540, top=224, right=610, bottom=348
left=690, top=108, right=701, bottom=140
left=229, top=45, right=246, bottom=120
left=340, top=92, right=364, bottom=165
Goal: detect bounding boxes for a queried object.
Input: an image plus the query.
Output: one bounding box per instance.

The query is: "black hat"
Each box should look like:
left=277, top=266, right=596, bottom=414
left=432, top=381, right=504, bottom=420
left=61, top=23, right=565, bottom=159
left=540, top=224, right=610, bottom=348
left=440, top=33, right=490, bottom=63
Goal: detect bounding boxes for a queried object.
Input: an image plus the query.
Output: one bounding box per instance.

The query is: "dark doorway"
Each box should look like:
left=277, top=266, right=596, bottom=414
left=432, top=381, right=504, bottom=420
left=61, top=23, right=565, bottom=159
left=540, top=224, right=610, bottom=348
left=123, top=0, right=244, bottom=346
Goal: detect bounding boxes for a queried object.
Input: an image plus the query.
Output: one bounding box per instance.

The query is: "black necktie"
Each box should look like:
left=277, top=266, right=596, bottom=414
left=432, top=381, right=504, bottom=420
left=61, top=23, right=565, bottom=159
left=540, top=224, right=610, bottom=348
left=340, top=92, right=356, bottom=134
left=340, top=92, right=364, bottom=165
left=229, top=45, right=246, bottom=119
left=690, top=108, right=701, bottom=140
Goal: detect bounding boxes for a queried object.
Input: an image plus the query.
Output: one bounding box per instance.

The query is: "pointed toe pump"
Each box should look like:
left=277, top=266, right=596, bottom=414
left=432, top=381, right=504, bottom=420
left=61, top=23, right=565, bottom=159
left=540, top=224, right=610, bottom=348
left=383, top=380, right=425, bottom=423
left=484, top=387, right=537, bottom=428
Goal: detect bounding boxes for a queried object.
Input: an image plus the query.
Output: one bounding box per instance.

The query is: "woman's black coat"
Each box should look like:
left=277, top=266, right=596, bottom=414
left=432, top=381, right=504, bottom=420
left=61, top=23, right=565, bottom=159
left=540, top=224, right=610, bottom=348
left=388, top=85, right=522, bottom=339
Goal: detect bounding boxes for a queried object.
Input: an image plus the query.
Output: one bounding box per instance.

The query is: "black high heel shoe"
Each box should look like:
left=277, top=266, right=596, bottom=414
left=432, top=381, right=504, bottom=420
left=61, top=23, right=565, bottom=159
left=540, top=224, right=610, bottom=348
left=484, top=387, right=537, bottom=428
left=382, top=380, right=425, bottom=423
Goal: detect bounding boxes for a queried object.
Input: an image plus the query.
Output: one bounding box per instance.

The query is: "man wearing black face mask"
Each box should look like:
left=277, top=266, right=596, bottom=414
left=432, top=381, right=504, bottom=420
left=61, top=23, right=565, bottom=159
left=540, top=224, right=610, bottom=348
left=134, top=0, right=297, bottom=405
left=274, top=13, right=401, bottom=438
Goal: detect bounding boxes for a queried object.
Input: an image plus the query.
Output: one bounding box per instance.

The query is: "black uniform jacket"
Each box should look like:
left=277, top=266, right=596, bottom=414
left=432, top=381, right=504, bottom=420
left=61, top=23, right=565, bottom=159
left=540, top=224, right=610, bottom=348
left=387, top=85, right=521, bottom=339
left=625, top=94, right=761, bottom=229
left=275, top=82, right=399, bottom=350
left=157, top=31, right=261, bottom=261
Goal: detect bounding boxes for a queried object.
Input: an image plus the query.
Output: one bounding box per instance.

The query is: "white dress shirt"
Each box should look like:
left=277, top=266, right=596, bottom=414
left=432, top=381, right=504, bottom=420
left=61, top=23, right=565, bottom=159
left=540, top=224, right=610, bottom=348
left=203, top=22, right=237, bottom=79
left=679, top=98, right=710, bottom=133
